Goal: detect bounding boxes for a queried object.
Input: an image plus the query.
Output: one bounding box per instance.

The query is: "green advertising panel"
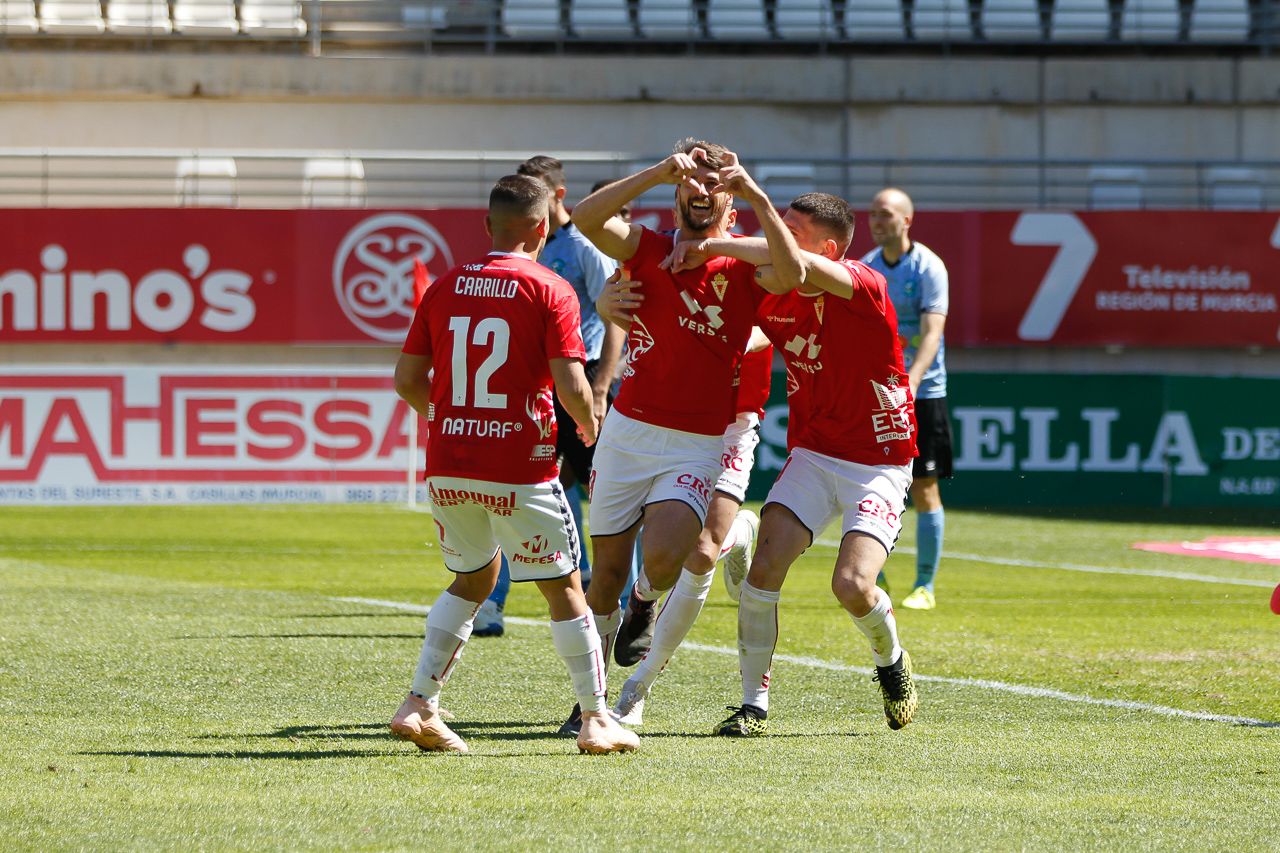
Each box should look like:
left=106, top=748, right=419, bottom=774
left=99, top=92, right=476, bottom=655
left=749, top=372, right=1280, bottom=508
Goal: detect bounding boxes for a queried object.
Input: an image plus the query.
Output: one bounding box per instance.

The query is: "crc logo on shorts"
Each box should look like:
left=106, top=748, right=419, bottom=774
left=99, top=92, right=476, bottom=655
left=722, top=444, right=746, bottom=472
left=676, top=472, right=712, bottom=504
left=857, top=496, right=900, bottom=534
left=514, top=533, right=563, bottom=565
left=332, top=213, right=454, bottom=342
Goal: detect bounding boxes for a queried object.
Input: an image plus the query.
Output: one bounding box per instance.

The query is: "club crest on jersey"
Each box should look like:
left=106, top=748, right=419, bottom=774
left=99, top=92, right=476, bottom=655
left=711, top=273, right=729, bottom=301
left=814, top=295, right=825, bottom=325
left=525, top=389, right=556, bottom=440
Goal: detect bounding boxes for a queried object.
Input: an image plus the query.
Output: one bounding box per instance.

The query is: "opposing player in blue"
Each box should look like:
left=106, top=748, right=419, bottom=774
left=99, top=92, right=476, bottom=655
left=863, top=188, right=952, bottom=610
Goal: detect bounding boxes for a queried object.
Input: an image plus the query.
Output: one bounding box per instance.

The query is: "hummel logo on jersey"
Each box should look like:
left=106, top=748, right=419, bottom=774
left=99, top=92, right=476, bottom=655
left=711, top=273, right=729, bottom=301
left=783, top=333, right=821, bottom=359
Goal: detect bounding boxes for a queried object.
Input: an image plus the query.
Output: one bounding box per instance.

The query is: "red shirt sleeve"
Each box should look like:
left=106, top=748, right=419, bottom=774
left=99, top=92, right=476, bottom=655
left=545, top=280, right=587, bottom=361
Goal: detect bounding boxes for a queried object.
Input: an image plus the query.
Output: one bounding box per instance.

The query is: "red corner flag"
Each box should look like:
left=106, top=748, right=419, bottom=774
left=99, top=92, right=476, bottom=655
left=412, top=258, right=432, bottom=307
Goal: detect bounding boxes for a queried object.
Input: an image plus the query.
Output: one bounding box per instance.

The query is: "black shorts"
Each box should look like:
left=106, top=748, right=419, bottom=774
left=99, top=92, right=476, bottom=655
left=553, top=358, right=607, bottom=485
left=913, top=396, right=953, bottom=480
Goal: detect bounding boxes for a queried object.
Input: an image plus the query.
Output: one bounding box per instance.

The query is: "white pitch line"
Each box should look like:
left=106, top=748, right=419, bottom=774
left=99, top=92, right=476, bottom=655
left=331, top=596, right=1276, bottom=728
left=815, top=540, right=1276, bottom=589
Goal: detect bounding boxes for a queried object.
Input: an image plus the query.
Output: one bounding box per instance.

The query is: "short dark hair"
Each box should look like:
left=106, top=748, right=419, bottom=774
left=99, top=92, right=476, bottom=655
left=489, top=174, right=549, bottom=223
left=517, top=155, right=565, bottom=193
left=790, top=192, right=855, bottom=251
left=672, top=137, right=729, bottom=171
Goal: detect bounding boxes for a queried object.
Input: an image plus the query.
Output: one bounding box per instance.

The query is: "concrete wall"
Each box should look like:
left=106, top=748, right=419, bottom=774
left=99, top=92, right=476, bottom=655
left=0, top=52, right=1275, bottom=163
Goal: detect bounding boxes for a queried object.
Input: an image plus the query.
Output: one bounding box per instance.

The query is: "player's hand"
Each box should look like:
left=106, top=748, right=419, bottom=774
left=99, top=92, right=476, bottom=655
left=656, top=149, right=709, bottom=194
left=589, top=382, right=610, bottom=424
left=577, top=411, right=602, bottom=447
left=707, top=150, right=764, bottom=203
left=660, top=239, right=712, bottom=273
left=596, top=268, right=643, bottom=326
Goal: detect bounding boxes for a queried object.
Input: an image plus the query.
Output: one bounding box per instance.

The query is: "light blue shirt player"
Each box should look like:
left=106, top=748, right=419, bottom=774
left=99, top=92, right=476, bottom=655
left=861, top=242, right=949, bottom=400
left=538, top=222, right=618, bottom=361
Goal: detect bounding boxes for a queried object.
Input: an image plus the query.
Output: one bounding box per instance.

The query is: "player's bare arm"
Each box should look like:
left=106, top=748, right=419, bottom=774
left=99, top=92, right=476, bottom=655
left=662, top=236, right=771, bottom=272
left=595, top=268, right=643, bottom=329
left=393, top=352, right=433, bottom=418
left=572, top=150, right=711, bottom=263
left=909, top=311, right=947, bottom=396
left=593, top=321, right=626, bottom=422
left=711, top=151, right=806, bottom=291
left=550, top=357, right=600, bottom=446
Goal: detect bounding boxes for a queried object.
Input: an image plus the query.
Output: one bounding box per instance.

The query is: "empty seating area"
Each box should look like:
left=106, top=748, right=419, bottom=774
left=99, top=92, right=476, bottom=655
left=0, top=0, right=1272, bottom=45
left=0, top=149, right=1273, bottom=210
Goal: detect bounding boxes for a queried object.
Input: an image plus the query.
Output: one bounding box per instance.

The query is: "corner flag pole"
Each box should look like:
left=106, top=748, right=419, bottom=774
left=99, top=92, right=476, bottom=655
left=406, top=258, right=432, bottom=511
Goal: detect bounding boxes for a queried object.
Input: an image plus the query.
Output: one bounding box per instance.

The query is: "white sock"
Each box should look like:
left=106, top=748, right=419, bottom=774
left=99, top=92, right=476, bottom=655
left=632, top=569, right=715, bottom=690
left=850, top=590, right=903, bottom=668
left=594, top=607, right=622, bottom=678
left=410, top=591, right=480, bottom=703
left=738, top=582, right=780, bottom=712
left=549, top=613, right=607, bottom=714
left=632, top=570, right=659, bottom=603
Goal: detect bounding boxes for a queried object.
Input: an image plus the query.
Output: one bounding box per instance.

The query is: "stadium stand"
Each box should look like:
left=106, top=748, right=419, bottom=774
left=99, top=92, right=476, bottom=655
left=176, top=157, right=238, bottom=206
left=302, top=157, right=367, bottom=206
left=570, top=0, right=634, bottom=37
left=0, top=0, right=39, bottom=32
left=172, top=0, right=239, bottom=34
left=107, top=0, right=174, bottom=34
left=500, top=0, right=560, bottom=37
left=1206, top=166, right=1265, bottom=209
left=774, top=0, right=835, bottom=39
left=637, top=0, right=701, bottom=38
left=241, top=0, right=307, bottom=35
left=1049, top=0, right=1112, bottom=40
left=1120, top=0, right=1182, bottom=40
left=40, top=0, right=106, bottom=33
left=706, top=0, right=772, bottom=39
left=1188, top=0, right=1252, bottom=40
left=1087, top=166, right=1146, bottom=209
left=912, top=0, right=974, bottom=39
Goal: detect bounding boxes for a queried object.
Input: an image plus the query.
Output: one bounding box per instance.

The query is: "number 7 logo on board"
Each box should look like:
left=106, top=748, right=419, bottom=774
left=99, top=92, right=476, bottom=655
left=1011, top=212, right=1098, bottom=342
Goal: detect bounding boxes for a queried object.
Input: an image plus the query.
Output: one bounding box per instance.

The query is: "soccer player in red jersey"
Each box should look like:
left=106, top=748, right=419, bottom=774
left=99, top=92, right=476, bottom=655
left=609, top=339, right=774, bottom=725
left=666, top=185, right=921, bottom=736
left=390, top=174, right=638, bottom=755
left=567, top=140, right=798, bottom=733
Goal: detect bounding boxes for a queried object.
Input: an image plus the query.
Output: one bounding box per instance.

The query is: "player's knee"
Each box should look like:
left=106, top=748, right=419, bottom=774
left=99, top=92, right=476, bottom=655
left=831, top=571, right=877, bottom=611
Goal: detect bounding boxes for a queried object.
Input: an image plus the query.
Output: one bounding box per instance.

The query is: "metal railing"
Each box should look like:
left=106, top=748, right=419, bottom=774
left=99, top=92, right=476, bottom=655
left=0, top=148, right=1276, bottom=209
left=1, top=0, right=1277, bottom=53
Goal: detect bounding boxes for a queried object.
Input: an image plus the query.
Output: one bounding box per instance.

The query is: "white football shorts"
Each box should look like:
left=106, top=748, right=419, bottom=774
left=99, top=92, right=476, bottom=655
left=427, top=476, right=580, bottom=582
left=714, top=411, right=761, bottom=503
left=588, top=409, right=723, bottom=536
left=765, top=447, right=913, bottom=554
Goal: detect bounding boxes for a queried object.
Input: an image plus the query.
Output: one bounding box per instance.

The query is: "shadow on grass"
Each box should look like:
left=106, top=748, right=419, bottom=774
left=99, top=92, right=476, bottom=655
left=196, top=721, right=557, bottom=740
left=290, top=613, right=420, bottom=619
left=81, top=748, right=403, bottom=760
left=174, top=633, right=423, bottom=640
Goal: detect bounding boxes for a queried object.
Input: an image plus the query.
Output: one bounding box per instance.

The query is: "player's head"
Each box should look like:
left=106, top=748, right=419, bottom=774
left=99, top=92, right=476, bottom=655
left=672, top=137, right=733, bottom=237
left=518, top=155, right=567, bottom=211
left=869, top=187, right=914, bottom=249
left=784, top=192, right=856, bottom=259
left=486, top=174, right=550, bottom=254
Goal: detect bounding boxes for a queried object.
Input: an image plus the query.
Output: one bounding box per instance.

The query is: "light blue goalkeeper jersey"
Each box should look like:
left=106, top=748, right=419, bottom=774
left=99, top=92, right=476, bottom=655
left=537, top=222, right=617, bottom=361
left=861, top=241, right=949, bottom=399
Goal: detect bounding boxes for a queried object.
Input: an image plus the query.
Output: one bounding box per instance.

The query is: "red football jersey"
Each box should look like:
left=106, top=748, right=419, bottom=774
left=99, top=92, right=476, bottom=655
left=402, top=252, right=586, bottom=484
left=736, top=345, right=773, bottom=418
left=614, top=228, right=763, bottom=436
left=756, top=259, right=917, bottom=466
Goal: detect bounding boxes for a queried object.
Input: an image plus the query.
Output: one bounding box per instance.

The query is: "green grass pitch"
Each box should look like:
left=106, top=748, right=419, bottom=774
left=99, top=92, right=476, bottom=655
left=2, top=503, right=1278, bottom=850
